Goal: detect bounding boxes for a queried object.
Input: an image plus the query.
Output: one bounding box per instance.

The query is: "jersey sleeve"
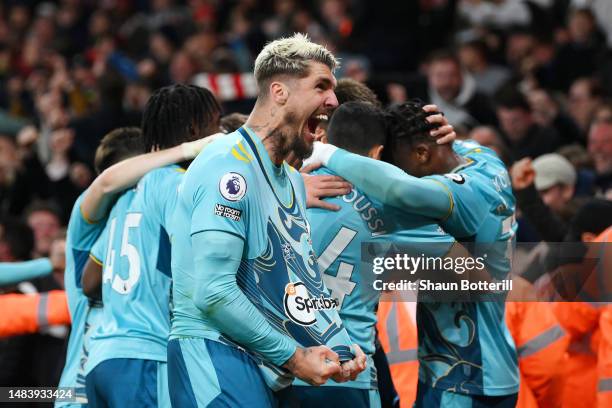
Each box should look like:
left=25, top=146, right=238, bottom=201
left=0, top=259, right=53, bottom=286
left=187, top=162, right=253, bottom=240
left=425, top=173, right=489, bottom=238
left=72, top=192, right=107, bottom=251
left=326, top=148, right=453, bottom=220
left=142, top=167, right=183, bottom=231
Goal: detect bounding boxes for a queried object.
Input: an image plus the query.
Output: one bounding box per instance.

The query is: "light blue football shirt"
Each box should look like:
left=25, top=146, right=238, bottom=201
left=169, top=127, right=354, bottom=390
left=56, top=193, right=105, bottom=407
left=86, top=166, right=182, bottom=373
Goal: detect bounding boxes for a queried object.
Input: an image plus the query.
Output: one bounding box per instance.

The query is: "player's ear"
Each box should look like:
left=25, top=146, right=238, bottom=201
left=270, top=81, right=289, bottom=105
left=414, top=143, right=430, bottom=163
left=368, top=144, right=384, bottom=160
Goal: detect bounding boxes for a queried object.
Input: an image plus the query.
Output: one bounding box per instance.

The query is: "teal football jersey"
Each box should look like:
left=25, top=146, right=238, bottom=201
left=56, top=192, right=104, bottom=406
left=86, top=166, right=182, bottom=373
left=169, top=127, right=354, bottom=391
left=303, top=168, right=455, bottom=390
left=416, top=140, right=519, bottom=396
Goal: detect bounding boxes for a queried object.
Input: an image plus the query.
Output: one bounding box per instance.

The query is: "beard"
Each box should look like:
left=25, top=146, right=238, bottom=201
left=266, top=110, right=314, bottom=161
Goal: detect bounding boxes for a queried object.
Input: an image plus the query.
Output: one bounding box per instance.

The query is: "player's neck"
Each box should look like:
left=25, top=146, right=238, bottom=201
left=246, top=104, right=288, bottom=166
left=440, top=152, right=466, bottom=174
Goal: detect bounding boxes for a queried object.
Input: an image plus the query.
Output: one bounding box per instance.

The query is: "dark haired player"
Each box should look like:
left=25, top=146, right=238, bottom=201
left=309, top=100, right=519, bottom=407
left=82, top=85, right=222, bottom=408
left=57, top=125, right=216, bottom=407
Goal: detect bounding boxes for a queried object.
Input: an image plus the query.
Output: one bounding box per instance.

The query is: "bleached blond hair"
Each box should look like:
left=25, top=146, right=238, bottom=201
left=253, top=33, right=339, bottom=94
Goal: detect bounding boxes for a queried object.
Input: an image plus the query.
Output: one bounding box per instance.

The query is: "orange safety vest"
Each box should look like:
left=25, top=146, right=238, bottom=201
left=595, top=226, right=612, bottom=407
left=506, top=301, right=568, bottom=408
left=0, top=290, right=70, bottom=337
left=377, top=301, right=418, bottom=408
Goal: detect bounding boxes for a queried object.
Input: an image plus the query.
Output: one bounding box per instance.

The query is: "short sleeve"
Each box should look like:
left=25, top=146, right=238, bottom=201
left=71, top=192, right=107, bottom=251
left=426, top=173, right=489, bottom=238
left=142, top=167, right=183, bottom=231
left=188, top=167, right=253, bottom=241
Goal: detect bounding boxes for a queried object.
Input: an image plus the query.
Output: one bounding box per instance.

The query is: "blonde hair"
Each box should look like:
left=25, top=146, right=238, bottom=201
left=253, top=33, right=339, bottom=94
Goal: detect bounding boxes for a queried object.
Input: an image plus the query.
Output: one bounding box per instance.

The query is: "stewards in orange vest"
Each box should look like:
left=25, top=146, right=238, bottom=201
left=377, top=301, right=418, bottom=408
left=506, top=300, right=568, bottom=408
left=378, top=287, right=569, bottom=408
left=0, top=290, right=70, bottom=337
left=595, top=226, right=612, bottom=407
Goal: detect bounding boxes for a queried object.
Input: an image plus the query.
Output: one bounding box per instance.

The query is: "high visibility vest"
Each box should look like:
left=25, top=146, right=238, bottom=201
left=377, top=302, right=418, bottom=408
left=595, top=226, right=612, bottom=407
left=506, top=301, right=568, bottom=408
left=0, top=290, right=70, bottom=337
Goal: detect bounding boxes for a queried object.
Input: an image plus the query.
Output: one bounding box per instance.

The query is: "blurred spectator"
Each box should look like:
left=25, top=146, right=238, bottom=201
left=459, top=40, right=512, bottom=96
left=469, top=125, right=512, bottom=165
left=416, top=50, right=498, bottom=129
left=458, top=0, right=531, bottom=29
left=594, top=100, right=612, bottom=123
left=532, top=153, right=577, bottom=213
left=496, top=90, right=560, bottom=160
left=568, top=77, right=604, bottom=134
left=510, top=154, right=584, bottom=244
left=25, top=201, right=62, bottom=259
left=572, top=0, right=612, bottom=48
left=587, top=121, right=612, bottom=198
left=527, top=88, right=583, bottom=145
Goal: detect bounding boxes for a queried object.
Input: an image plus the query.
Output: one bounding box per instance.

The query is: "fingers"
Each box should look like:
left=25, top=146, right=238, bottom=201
left=435, top=130, right=457, bottom=145
left=308, top=199, right=341, bottom=211
left=352, top=344, right=367, bottom=371
left=318, top=346, right=340, bottom=364
left=301, top=162, right=322, bottom=174
left=430, top=124, right=453, bottom=137
left=422, top=104, right=439, bottom=113
left=426, top=113, right=448, bottom=127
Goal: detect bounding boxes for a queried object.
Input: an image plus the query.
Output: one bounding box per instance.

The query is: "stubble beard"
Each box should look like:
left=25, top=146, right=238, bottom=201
left=265, top=110, right=314, bottom=162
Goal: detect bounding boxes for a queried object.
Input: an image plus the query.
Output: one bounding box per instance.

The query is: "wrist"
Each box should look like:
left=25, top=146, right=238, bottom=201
left=283, top=346, right=303, bottom=373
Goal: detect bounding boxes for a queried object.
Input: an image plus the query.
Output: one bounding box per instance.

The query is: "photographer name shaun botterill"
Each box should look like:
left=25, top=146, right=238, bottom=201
left=373, top=279, right=513, bottom=292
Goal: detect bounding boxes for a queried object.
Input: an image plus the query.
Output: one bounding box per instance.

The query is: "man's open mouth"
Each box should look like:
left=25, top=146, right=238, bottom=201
left=306, top=113, right=329, bottom=135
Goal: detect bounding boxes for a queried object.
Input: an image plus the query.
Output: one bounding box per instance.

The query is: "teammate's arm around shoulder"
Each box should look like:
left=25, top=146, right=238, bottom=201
left=310, top=142, right=453, bottom=219
left=81, top=134, right=222, bottom=223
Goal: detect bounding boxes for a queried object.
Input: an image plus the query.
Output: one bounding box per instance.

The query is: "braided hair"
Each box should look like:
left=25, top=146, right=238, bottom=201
left=141, top=84, right=221, bottom=151
left=385, top=100, right=438, bottom=147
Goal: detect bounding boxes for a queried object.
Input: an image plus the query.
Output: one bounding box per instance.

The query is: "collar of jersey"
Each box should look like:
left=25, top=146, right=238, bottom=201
left=238, top=126, right=296, bottom=210
left=450, top=157, right=476, bottom=173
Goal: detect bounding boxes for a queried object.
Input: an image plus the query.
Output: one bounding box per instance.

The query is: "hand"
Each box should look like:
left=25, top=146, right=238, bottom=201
left=16, top=126, right=39, bottom=148
left=302, top=163, right=351, bottom=211
left=284, top=346, right=342, bottom=386
left=181, top=132, right=225, bottom=159
left=331, top=344, right=367, bottom=383
left=510, top=158, right=535, bottom=190
left=423, top=105, right=456, bottom=145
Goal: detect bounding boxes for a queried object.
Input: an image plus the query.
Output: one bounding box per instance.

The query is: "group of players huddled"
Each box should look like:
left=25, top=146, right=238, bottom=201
left=56, top=34, right=518, bottom=408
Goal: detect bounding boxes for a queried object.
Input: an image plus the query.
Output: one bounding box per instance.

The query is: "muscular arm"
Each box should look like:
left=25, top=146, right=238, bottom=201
left=0, top=259, right=53, bottom=286
left=323, top=147, right=452, bottom=219
left=82, top=136, right=220, bottom=223
left=192, top=230, right=297, bottom=366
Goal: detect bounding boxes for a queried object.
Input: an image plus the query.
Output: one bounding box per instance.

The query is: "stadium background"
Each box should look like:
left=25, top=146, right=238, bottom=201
left=0, top=0, right=611, bottom=406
